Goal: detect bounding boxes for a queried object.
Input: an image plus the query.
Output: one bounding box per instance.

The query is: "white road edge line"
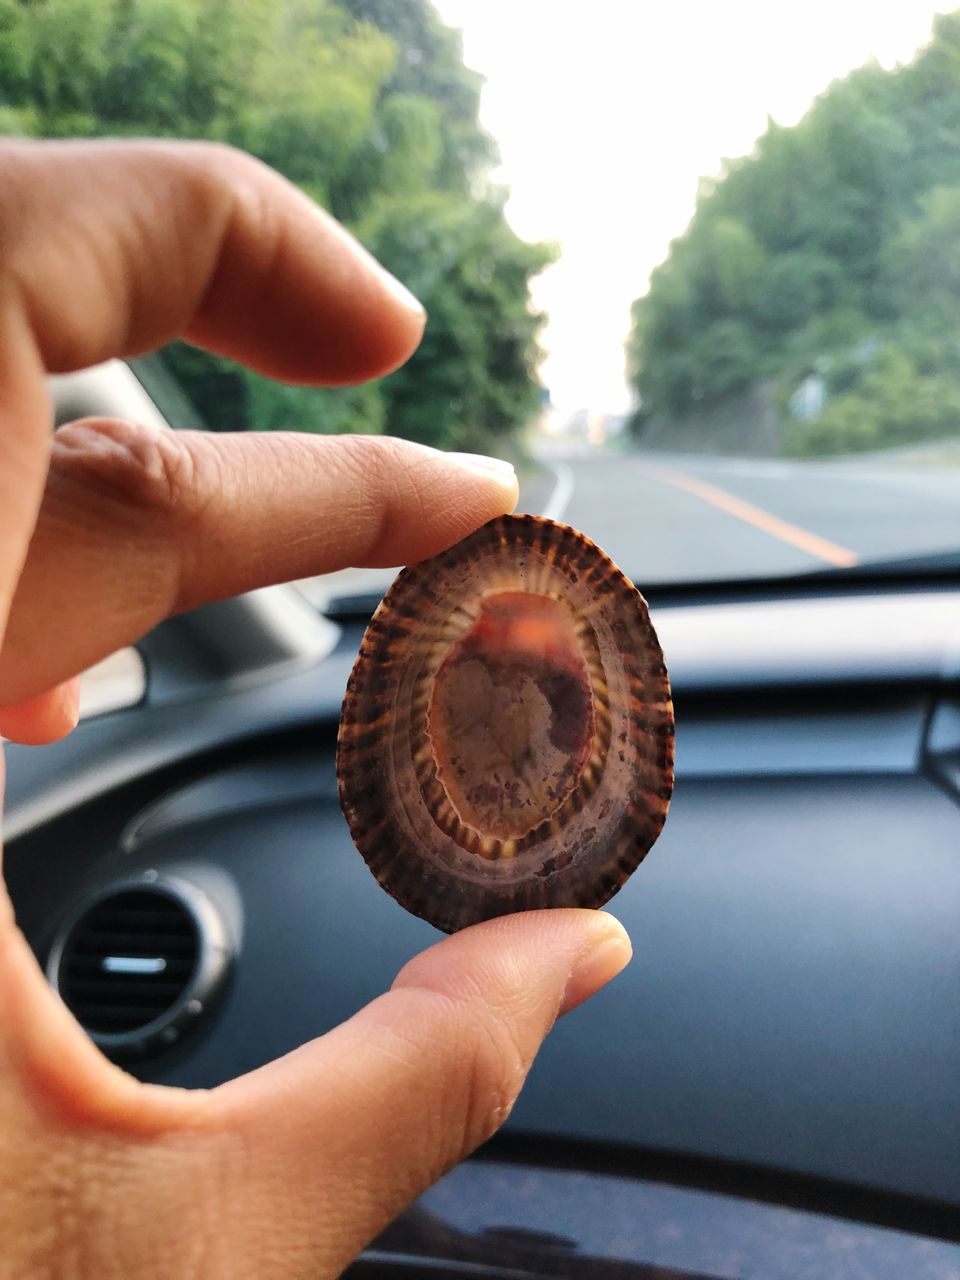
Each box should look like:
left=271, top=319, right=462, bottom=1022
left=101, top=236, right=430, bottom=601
left=540, top=460, right=575, bottom=523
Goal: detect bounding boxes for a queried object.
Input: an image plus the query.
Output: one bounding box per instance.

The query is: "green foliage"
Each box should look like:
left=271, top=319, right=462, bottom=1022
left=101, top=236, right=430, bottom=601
left=0, top=0, right=548, bottom=450
left=628, top=10, right=960, bottom=454
left=359, top=191, right=556, bottom=451
left=785, top=345, right=960, bottom=456
left=882, top=183, right=960, bottom=322
left=338, top=0, right=496, bottom=193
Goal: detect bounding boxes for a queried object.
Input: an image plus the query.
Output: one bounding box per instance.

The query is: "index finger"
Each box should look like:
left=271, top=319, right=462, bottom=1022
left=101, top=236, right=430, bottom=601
left=0, top=425, right=518, bottom=704
left=2, top=138, right=425, bottom=381
left=0, top=138, right=426, bottom=640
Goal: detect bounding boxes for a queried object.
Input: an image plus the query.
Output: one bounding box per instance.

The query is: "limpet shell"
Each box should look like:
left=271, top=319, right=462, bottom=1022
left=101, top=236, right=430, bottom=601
left=337, top=514, right=674, bottom=933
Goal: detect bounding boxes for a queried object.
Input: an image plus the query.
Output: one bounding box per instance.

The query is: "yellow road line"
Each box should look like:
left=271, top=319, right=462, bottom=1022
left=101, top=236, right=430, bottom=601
left=638, top=464, right=859, bottom=569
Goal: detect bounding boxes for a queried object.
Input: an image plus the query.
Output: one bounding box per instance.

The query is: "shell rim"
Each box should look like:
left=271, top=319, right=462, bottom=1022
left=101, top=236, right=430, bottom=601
left=337, top=513, right=675, bottom=933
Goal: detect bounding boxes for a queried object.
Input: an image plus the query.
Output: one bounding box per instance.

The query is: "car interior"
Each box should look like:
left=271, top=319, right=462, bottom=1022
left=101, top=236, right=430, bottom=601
left=5, top=0, right=960, bottom=1273
left=4, top=361, right=958, bottom=1279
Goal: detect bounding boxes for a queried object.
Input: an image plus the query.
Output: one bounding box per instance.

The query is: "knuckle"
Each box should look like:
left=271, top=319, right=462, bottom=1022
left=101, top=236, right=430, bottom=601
left=188, top=139, right=265, bottom=180
left=48, top=419, right=221, bottom=614
left=334, top=434, right=421, bottom=552
left=326, top=431, right=394, bottom=480
left=453, top=1005, right=529, bottom=1155
left=377, top=984, right=532, bottom=1170
left=51, top=418, right=207, bottom=518
left=177, top=141, right=266, bottom=215
left=185, top=141, right=284, bottom=244
left=164, top=139, right=263, bottom=195
left=342, top=434, right=396, bottom=500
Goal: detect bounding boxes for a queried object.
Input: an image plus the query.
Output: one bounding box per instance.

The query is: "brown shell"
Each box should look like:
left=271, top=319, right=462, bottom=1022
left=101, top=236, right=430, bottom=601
left=337, top=514, right=674, bottom=933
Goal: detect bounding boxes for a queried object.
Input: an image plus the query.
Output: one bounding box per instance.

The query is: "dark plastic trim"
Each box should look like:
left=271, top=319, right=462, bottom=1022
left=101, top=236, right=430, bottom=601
left=481, top=1134, right=960, bottom=1245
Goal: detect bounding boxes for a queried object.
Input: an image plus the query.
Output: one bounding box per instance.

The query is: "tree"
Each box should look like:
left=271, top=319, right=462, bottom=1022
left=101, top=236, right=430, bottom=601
left=785, top=346, right=960, bottom=456
left=359, top=192, right=555, bottom=450
left=883, top=183, right=960, bottom=323
left=627, top=9, right=960, bottom=454
left=0, top=0, right=549, bottom=452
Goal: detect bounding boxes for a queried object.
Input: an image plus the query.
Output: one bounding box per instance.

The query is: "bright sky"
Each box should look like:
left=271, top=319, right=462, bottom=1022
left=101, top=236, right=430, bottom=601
left=433, top=0, right=955, bottom=415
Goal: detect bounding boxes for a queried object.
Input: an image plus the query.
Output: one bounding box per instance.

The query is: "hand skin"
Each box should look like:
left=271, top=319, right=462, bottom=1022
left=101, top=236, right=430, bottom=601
left=0, top=140, right=632, bottom=1280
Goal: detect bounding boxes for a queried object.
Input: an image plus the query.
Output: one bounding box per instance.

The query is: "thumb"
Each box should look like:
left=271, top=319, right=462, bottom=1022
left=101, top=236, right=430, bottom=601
left=211, top=909, right=631, bottom=1276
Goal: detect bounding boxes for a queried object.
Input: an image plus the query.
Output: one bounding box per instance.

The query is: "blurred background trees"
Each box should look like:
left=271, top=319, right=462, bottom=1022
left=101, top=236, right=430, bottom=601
left=9, top=0, right=960, bottom=458
left=0, top=0, right=553, bottom=453
left=628, top=11, right=960, bottom=455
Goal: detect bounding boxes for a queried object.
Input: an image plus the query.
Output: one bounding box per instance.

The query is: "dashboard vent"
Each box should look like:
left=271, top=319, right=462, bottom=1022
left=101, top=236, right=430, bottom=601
left=48, top=875, right=231, bottom=1058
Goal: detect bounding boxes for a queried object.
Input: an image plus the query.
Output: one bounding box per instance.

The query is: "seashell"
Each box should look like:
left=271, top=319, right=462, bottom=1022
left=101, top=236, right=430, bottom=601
left=337, top=514, right=674, bottom=933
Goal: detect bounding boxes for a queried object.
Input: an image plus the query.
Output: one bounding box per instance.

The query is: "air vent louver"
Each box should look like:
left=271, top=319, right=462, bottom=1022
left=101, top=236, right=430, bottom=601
left=48, top=876, right=231, bottom=1058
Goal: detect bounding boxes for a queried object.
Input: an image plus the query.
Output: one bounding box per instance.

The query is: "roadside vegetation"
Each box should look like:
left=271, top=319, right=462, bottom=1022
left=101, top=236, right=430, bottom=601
left=628, top=12, right=960, bottom=456
left=0, top=0, right=553, bottom=455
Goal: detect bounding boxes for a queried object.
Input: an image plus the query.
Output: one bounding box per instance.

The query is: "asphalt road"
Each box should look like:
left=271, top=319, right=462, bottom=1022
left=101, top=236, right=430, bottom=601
left=529, top=446, right=960, bottom=585
left=299, top=443, right=960, bottom=609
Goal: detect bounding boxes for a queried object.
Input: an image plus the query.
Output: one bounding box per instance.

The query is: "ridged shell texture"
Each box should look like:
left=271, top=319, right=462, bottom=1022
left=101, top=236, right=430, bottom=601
left=338, top=514, right=674, bottom=932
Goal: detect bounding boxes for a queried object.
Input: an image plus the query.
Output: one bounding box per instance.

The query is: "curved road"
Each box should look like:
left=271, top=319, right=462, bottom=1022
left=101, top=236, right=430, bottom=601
left=301, top=444, right=960, bottom=609
left=533, top=447, right=960, bottom=585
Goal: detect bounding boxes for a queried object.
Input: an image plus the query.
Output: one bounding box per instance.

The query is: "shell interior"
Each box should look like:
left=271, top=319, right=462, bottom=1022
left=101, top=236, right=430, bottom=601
left=337, top=514, right=674, bottom=933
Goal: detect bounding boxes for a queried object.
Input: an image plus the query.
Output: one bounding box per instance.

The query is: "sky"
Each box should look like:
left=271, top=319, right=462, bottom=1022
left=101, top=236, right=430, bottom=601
left=433, top=0, right=955, bottom=416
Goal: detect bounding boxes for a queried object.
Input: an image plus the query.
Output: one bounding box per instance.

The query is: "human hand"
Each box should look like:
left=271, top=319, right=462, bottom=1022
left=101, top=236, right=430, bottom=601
left=0, top=140, right=632, bottom=1279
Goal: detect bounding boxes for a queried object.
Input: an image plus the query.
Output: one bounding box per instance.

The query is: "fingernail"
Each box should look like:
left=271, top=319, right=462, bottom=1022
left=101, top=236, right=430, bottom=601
left=444, top=452, right=517, bottom=479
left=377, top=265, right=426, bottom=318
left=560, top=914, right=632, bottom=1016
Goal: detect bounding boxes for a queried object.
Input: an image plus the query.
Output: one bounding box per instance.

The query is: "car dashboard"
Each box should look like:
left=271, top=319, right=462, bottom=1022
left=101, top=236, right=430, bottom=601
left=5, top=579, right=960, bottom=1279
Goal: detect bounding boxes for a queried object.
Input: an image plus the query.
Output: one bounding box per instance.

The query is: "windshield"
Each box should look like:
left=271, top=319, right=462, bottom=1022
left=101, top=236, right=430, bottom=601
left=6, top=0, right=960, bottom=596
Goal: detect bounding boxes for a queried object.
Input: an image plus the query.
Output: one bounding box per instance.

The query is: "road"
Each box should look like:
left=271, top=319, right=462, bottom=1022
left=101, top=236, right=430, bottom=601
left=299, top=444, right=960, bottom=609
left=529, top=447, right=960, bottom=585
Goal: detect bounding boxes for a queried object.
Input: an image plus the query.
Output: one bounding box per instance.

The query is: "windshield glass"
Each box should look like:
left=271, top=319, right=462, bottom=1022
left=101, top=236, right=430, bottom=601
left=6, top=0, right=960, bottom=596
